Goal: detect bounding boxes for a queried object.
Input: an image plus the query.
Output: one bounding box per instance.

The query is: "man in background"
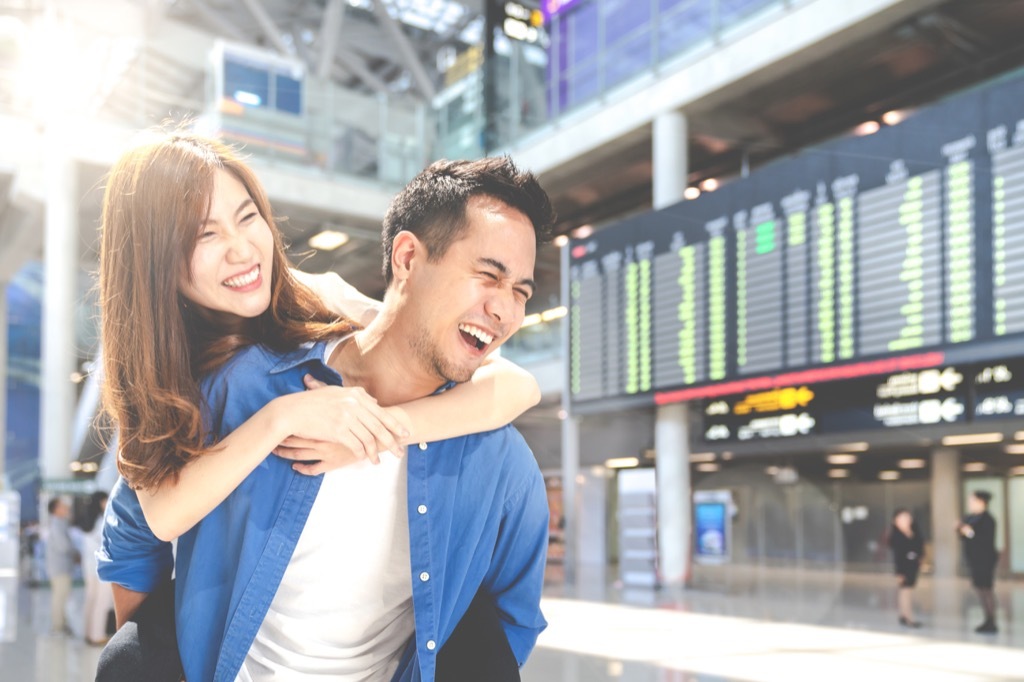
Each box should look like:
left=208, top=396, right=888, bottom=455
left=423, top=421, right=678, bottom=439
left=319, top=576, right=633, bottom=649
left=958, top=490, right=999, bottom=633
left=45, top=496, right=76, bottom=635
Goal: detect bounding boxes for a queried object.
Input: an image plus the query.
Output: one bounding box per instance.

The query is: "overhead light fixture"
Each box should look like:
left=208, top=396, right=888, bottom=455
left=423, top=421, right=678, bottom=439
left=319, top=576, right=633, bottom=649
left=1005, top=444, right=1024, bottom=455
left=689, top=452, right=716, bottom=463
left=1010, top=466, right=1024, bottom=476
left=81, top=462, right=99, bottom=473
left=878, top=470, right=900, bottom=481
left=571, top=225, right=593, bottom=239
left=696, top=462, right=719, bottom=473
left=1015, top=431, right=1024, bottom=441
left=557, top=409, right=568, bottom=420
left=308, top=230, right=350, bottom=251
left=520, top=313, right=542, bottom=328
left=962, top=462, right=987, bottom=473
left=721, top=451, right=734, bottom=461
left=765, top=465, right=780, bottom=476
left=683, top=186, right=701, bottom=200
left=605, top=457, right=640, bottom=469
left=233, top=90, right=262, bottom=106
left=69, top=461, right=82, bottom=472
left=853, top=120, right=881, bottom=136
left=942, top=433, right=1004, bottom=446
left=898, top=458, right=927, bottom=469
left=828, top=469, right=851, bottom=478
left=836, top=442, right=869, bottom=452
left=700, top=178, right=719, bottom=192
left=882, top=109, right=907, bottom=126
left=827, top=453, right=857, bottom=465
left=553, top=234, right=569, bottom=247
left=541, top=306, right=568, bottom=322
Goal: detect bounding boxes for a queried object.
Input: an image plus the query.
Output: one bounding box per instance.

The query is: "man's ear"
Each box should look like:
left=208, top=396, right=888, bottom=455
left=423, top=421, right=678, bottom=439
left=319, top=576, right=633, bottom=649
left=390, top=230, right=422, bottom=283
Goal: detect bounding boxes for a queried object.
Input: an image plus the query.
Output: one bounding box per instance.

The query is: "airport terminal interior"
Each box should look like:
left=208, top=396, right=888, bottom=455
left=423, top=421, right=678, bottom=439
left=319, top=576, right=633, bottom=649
left=4, top=0, right=1024, bottom=679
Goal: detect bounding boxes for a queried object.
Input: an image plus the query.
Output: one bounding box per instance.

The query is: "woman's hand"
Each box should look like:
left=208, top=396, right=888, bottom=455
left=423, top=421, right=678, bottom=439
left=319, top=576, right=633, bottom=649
left=272, top=374, right=408, bottom=473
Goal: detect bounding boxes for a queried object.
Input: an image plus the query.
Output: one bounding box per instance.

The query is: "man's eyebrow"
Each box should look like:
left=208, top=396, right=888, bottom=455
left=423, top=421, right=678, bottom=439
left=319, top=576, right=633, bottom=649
left=478, top=257, right=535, bottom=293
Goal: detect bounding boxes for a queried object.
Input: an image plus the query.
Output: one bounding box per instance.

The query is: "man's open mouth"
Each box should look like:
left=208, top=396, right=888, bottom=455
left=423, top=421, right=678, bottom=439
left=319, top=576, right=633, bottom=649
left=459, top=323, right=495, bottom=351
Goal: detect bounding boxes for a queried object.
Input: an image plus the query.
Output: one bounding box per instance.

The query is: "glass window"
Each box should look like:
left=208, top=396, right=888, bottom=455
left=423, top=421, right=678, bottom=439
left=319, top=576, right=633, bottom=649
left=224, top=58, right=269, bottom=108
left=274, top=73, right=302, bottom=115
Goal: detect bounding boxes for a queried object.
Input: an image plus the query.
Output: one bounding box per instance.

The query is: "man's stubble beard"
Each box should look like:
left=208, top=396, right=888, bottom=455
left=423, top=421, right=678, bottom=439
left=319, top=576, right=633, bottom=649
left=410, top=326, right=475, bottom=385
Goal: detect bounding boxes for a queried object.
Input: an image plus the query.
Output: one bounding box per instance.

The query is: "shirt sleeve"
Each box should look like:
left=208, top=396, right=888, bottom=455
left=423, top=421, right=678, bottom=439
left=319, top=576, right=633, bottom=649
left=485, top=459, right=550, bottom=666
left=96, top=476, right=173, bottom=592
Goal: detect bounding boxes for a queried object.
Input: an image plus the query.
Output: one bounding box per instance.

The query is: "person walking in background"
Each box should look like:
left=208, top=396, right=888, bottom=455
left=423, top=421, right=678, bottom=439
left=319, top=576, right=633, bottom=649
left=82, top=491, right=114, bottom=645
left=888, top=508, right=923, bottom=628
left=45, top=496, right=76, bottom=635
left=958, top=490, right=999, bottom=633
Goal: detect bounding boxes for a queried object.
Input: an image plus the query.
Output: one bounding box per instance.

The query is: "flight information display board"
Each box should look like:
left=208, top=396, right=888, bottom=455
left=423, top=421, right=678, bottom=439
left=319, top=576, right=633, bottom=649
left=567, top=67, right=1024, bottom=413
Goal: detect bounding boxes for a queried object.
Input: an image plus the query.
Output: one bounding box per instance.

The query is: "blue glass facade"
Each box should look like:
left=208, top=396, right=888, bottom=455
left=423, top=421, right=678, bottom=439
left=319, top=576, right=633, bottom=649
left=6, top=262, right=41, bottom=523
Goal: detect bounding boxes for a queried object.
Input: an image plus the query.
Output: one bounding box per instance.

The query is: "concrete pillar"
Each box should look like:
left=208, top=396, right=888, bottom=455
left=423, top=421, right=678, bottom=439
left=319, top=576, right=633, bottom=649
left=931, top=447, right=960, bottom=580
left=40, top=145, right=78, bottom=483
left=560, top=415, right=581, bottom=585
left=560, top=237, right=581, bottom=585
left=655, top=402, right=691, bottom=585
left=652, top=109, right=688, bottom=208
left=653, top=110, right=692, bottom=586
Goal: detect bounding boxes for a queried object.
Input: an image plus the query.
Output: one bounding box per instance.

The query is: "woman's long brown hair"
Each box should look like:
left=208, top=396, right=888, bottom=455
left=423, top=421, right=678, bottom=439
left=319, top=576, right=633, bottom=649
left=100, top=132, right=355, bottom=491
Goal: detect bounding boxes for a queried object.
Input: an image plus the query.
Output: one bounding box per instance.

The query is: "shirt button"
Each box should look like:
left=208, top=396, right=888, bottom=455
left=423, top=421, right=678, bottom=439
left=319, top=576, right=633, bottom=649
left=417, top=504, right=428, bottom=514
left=426, top=640, right=436, bottom=651
left=418, top=442, right=428, bottom=451
left=419, top=571, right=430, bottom=582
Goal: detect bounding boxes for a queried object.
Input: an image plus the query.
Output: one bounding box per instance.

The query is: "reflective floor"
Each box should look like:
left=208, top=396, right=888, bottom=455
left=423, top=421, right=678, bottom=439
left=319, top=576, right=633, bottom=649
left=4, top=566, right=1024, bottom=681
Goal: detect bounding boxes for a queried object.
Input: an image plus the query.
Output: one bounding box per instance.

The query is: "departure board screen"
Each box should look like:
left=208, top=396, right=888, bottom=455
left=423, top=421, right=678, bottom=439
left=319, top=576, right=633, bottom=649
left=567, top=67, right=1024, bottom=413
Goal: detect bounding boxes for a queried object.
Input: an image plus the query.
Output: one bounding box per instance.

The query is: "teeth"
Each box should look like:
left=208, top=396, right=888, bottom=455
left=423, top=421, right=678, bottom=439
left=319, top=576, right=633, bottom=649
left=459, top=323, right=494, bottom=346
left=224, top=266, right=259, bottom=288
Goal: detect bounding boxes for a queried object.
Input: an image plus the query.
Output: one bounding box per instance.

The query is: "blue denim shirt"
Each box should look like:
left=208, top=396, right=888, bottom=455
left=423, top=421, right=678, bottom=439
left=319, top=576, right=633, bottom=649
left=98, top=341, right=549, bottom=682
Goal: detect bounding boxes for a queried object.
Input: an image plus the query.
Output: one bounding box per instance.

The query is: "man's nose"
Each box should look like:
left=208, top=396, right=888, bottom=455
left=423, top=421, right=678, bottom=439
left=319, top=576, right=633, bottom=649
left=485, top=288, right=515, bottom=325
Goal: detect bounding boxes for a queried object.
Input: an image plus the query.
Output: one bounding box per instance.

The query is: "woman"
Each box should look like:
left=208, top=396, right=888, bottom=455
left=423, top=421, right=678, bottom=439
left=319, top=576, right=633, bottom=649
left=97, top=131, right=541, bottom=679
left=889, top=508, right=923, bottom=627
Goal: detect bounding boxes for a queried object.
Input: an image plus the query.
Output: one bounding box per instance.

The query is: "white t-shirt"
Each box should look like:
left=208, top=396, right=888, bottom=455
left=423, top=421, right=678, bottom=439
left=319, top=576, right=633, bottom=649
left=237, top=339, right=414, bottom=681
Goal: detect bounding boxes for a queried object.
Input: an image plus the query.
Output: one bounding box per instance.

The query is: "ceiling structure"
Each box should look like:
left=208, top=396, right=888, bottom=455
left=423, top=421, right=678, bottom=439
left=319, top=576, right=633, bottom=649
left=546, top=0, right=1024, bottom=235
left=4, top=0, right=1024, bottom=308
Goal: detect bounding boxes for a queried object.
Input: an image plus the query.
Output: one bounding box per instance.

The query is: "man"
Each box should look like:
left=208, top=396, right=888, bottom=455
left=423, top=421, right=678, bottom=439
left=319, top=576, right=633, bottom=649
left=45, top=496, right=76, bottom=635
left=958, top=490, right=999, bottom=633
left=99, top=157, right=554, bottom=681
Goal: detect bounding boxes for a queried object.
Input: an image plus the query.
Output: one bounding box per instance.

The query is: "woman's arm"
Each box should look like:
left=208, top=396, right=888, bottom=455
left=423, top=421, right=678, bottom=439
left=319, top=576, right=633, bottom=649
left=112, top=584, right=149, bottom=629
left=291, top=268, right=379, bottom=327
left=137, top=385, right=408, bottom=542
left=390, top=354, right=540, bottom=442
left=278, top=355, right=541, bottom=475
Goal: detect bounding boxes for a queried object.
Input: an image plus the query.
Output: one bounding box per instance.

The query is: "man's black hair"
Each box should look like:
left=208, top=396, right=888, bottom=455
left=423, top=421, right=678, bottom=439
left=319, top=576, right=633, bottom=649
left=381, top=157, right=555, bottom=285
left=974, top=490, right=992, bottom=505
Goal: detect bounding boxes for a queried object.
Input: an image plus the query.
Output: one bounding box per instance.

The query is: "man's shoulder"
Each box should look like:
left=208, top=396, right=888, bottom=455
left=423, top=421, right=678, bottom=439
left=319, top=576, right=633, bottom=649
left=457, top=425, right=538, bottom=477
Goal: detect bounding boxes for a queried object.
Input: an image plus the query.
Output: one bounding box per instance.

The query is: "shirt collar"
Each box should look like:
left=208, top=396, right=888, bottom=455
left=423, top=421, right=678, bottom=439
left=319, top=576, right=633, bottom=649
left=267, top=337, right=457, bottom=396
left=268, top=341, right=328, bottom=375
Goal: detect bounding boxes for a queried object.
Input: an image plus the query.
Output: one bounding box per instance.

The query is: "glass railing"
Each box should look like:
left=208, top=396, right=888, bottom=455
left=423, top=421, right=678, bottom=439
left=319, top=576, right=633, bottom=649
left=436, top=0, right=805, bottom=157
left=503, top=318, right=564, bottom=366
left=196, top=84, right=431, bottom=187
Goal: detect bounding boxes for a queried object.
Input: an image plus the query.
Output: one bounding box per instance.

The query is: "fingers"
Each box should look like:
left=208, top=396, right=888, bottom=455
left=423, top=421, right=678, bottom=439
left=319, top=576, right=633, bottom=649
left=294, top=378, right=406, bottom=456
left=346, top=422, right=382, bottom=465
left=293, top=462, right=327, bottom=476
left=273, top=446, right=321, bottom=461
left=303, top=374, right=329, bottom=390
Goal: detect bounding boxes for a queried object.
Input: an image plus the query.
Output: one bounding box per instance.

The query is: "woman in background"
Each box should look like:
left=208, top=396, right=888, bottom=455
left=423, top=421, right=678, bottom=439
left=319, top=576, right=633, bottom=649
left=889, top=508, right=923, bottom=628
